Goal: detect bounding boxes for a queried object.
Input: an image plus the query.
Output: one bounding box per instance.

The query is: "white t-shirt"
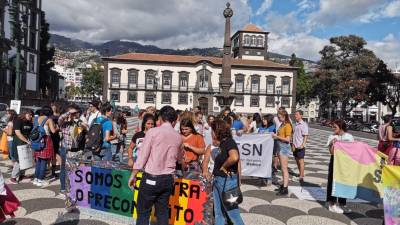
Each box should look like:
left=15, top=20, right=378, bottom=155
left=249, top=121, right=259, bottom=133
left=326, top=133, right=354, bottom=147
left=87, top=111, right=101, bottom=127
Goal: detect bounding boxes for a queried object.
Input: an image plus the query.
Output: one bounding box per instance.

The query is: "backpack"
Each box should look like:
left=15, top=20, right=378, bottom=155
left=85, top=117, right=108, bottom=154
left=30, top=117, right=48, bottom=151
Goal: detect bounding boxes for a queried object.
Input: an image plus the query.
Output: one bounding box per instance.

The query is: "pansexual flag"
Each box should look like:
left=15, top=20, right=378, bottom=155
left=332, top=141, right=384, bottom=203
left=383, top=165, right=400, bottom=225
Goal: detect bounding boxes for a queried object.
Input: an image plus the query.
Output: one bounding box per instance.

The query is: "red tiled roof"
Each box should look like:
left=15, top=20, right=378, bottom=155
left=104, top=53, right=295, bottom=70
left=241, top=24, right=264, bottom=32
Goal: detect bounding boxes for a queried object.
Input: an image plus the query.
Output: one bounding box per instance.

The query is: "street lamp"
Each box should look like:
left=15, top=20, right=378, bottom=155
left=275, top=85, right=282, bottom=108
left=215, top=3, right=235, bottom=110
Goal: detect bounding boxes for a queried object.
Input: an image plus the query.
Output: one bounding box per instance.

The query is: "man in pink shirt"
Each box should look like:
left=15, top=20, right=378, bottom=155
left=128, top=106, right=182, bottom=225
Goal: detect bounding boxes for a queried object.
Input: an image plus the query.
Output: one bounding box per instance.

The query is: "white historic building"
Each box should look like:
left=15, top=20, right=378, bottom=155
left=102, top=24, right=298, bottom=115
left=53, top=65, right=83, bottom=87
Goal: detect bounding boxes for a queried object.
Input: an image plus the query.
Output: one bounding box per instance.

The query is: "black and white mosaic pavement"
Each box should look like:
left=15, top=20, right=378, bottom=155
left=1, top=119, right=383, bottom=225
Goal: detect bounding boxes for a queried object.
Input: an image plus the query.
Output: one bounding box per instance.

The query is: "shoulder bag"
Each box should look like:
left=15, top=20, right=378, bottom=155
left=221, top=174, right=243, bottom=211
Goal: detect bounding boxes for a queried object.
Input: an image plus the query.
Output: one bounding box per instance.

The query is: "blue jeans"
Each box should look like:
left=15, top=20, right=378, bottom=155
left=279, top=141, right=291, bottom=156
left=60, top=147, right=67, bottom=191
left=111, top=143, right=123, bottom=162
left=8, top=141, right=14, bottom=161
left=213, top=175, right=245, bottom=225
left=93, top=147, right=112, bottom=161
left=35, top=158, right=48, bottom=180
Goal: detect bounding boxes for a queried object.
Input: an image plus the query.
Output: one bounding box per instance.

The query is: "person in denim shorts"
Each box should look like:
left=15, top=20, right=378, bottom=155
left=272, top=110, right=293, bottom=196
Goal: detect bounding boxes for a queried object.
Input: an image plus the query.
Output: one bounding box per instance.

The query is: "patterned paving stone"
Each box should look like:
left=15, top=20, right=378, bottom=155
left=271, top=198, right=322, bottom=213
left=21, top=198, right=66, bottom=215
left=250, top=205, right=306, bottom=223
left=242, top=213, right=285, bottom=225
left=13, top=189, right=56, bottom=201
left=287, top=215, right=348, bottom=225
left=240, top=196, right=270, bottom=212
left=2, top=218, right=42, bottom=225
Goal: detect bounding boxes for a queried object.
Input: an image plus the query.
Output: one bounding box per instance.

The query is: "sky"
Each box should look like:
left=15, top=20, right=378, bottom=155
left=43, top=0, right=400, bottom=69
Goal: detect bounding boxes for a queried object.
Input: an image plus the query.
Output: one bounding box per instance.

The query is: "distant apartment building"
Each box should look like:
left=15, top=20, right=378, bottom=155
left=0, top=0, right=42, bottom=103
left=103, top=25, right=298, bottom=115
left=53, top=65, right=82, bottom=87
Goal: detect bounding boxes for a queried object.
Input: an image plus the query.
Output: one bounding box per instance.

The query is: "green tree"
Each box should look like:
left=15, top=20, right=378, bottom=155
left=289, top=53, right=314, bottom=105
left=81, top=64, right=103, bottom=98
left=368, top=60, right=400, bottom=116
left=39, top=11, right=55, bottom=98
left=314, top=35, right=380, bottom=118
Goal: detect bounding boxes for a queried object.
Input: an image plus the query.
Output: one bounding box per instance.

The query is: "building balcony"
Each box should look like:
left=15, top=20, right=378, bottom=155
left=108, top=83, right=292, bottom=96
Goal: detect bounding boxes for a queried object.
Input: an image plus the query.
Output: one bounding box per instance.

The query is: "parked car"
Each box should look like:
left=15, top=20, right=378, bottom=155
left=0, top=103, right=7, bottom=118
left=122, top=106, right=132, bottom=116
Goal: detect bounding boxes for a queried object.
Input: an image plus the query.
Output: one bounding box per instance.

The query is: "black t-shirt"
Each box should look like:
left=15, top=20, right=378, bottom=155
left=213, top=138, right=239, bottom=177
left=13, top=118, right=33, bottom=137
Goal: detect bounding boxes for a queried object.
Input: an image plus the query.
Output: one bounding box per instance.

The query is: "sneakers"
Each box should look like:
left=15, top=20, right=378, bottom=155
left=35, top=180, right=50, bottom=187
left=328, top=204, right=344, bottom=214
left=341, top=205, right=352, bottom=214
left=9, top=178, right=18, bottom=184
left=32, top=178, right=39, bottom=186
left=274, top=184, right=283, bottom=192
left=276, top=186, right=289, bottom=196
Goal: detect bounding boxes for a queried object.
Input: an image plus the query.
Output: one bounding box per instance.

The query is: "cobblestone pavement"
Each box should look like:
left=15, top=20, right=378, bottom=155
left=1, top=118, right=383, bottom=225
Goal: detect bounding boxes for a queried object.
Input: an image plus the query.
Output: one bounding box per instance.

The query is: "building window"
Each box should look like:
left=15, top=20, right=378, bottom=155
left=145, top=92, right=155, bottom=103
left=179, top=72, right=189, bottom=90
left=282, top=98, right=290, bottom=108
left=282, top=77, right=291, bottom=95
left=127, top=92, right=137, bottom=103
left=178, top=93, right=188, bottom=104
left=162, top=93, right=171, bottom=104
left=110, top=92, right=120, bottom=102
left=257, top=35, right=263, bottom=47
left=198, top=69, right=210, bottom=90
left=110, top=68, right=121, bottom=88
left=235, top=75, right=244, bottom=92
left=128, top=69, right=138, bottom=89
left=235, top=96, right=244, bottom=106
left=267, top=76, right=275, bottom=94
left=29, top=31, right=36, bottom=49
left=244, top=35, right=250, bottom=46
left=250, top=96, right=259, bottom=107
left=28, top=54, right=35, bottom=72
left=266, top=96, right=275, bottom=107
left=162, top=71, right=172, bottom=90
left=251, top=76, right=260, bottom=93
left=251, top=35, right=256, bottom=46
left=145, top=70, right=156, bottom=89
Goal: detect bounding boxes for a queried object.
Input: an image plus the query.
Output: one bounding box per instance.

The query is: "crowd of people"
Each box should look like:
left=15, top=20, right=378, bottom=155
left=0, top=100, right=398, bottom=225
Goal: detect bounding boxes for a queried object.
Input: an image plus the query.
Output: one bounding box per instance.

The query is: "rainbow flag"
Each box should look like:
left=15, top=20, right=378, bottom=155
left=69, top=166, right=211, bottom=225
left=333, top=141, right=384, bottom=203
left=382, top=165, right=400, bottom=225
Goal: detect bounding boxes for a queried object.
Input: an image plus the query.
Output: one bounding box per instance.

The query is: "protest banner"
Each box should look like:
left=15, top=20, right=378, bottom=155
left=235, top=134, right=273, bottom=178
left=69, top=166, right=212, bottom=225
left=332, top=141, right=384, bottom=203
left=382, top=165, right=400, bottom=225
left=17, top=145, right=33, bottom=170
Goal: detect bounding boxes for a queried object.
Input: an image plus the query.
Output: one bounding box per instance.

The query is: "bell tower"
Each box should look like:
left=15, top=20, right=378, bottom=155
left=231, top=24, right=269, bottom=60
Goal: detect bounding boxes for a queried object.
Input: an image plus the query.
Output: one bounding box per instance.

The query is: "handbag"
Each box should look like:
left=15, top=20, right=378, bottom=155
left=221, top=174, right=243, bottom=211
left=0, top=133, right=8, bottom=159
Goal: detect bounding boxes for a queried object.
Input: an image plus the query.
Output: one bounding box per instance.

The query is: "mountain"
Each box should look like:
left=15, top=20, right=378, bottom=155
left=49, top=33, right=315, bottom=63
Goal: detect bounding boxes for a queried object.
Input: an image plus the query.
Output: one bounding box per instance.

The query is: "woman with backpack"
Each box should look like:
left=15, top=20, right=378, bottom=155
left=111, top=111, right=127, bottom=162
left=32, top=106, right=58, bottom=187
left=272, top=110, right=293, bottom=196
left=10, top=109, right=34, bottom=184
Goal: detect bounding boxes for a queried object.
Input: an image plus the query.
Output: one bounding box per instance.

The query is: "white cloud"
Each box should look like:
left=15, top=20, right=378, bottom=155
left=268, top=32, right=328, bottom=61
left=360, top=0, right=400, bottom=23
left=265, top=12, right=310, bottom=35
left=43, top=0, right=251, bottom=48
left=256, top=0, right=273, bottom=15
left=367, top=34, right=400, bottom=69
left=307, top=0, right=385, bottom=27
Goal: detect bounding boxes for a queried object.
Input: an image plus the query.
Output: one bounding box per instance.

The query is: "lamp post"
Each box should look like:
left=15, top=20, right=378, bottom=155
left=275, top=85, right=282, bottom=108
left=215, top=3, right=235, bottom=110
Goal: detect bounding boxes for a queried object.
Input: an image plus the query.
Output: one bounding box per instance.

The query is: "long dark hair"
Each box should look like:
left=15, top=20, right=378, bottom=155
left=333, top=119, right=348, bottom=132
left=263, top=114, right=274, bottom=128
left=253, top=113, right=262, bottom=128
left=18, top=109, right=34, bottom=121
left=141, top=113, right=155, bottom=132
left=180, top=118, right=199, bottom=135
left=211, top=119, right=232, bottom=141
left=6, top=110, right=17, bottom=122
